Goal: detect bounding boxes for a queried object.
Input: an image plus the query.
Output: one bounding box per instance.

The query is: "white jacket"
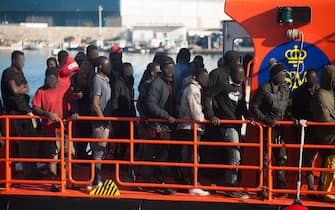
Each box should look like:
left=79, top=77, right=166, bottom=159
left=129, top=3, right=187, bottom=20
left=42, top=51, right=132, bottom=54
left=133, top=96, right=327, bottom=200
left=177, top=78, right=205, bottom=131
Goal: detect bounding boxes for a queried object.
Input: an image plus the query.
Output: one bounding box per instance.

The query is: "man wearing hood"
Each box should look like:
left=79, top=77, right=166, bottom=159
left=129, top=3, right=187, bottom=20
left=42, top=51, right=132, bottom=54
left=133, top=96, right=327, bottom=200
left=213, top=64, right=249, bottom=197
left=73, top=45, right=98, bottom=159
left=144, top=55, right=176, bottom=195
left=251, top=58, right=290, bottom=199
left=292, top=68, right=319, bottom=193
left=202, top=51, right=240, bottom=185
left=176, top=65, right=210, bottom=196
left=203, top=50, right=241, bottom=125
left=111, top=62, right=136, bottom=160
left=57, top=50, right=79, bottom=89
left=174, top=48, right=191, bottom=109
left=311, top=65, right=335, bottom=201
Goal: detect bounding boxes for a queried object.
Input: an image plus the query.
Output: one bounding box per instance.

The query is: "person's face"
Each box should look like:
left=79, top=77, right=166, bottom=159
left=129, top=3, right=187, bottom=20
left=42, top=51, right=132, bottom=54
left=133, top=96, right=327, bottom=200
left=58, top=58, right=66, bottom=67
left=162, top=64, right=174, bottom=80
left=124, top=66, right=134, bottom=78
left=47, top=60, right=57, bottom=68
left=13, top=54, right=25, bottom=70
left=231, top=66, right=245, bottom=84
left=45, top=75, right=58, bottom=89
left=272, top=70, right=287, bottom=85
left=88, top=49, right=98, bottom=62
left=307, top=71, right=318, bottom=86
left=198, top=72, right=209, bottom=88
left=151, top=65, right=161, bottom=79
left=100, top=59, right=111, bottom=76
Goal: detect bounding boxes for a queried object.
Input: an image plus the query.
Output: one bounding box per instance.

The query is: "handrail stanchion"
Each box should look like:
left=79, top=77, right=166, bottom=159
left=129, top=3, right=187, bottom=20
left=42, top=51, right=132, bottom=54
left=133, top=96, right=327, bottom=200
left=67, top=120, right=73, bottom=186
left=5, top=117, right=10, bottom=191
left=115, top=162, right=121, bottom=184
left=267, top=126, right=273, bottom=200
left=59, top=118, right=66, bottom=192
left=193, top=122, right=198, bottom=187
left=244, top=60, right=253, bottom=94
left=67, top=119, right=73, bottom=189
left=67, top=119, right=95, bottom=185
left=130, top=120, right=134, bottom=163
left=258, top=123, right=264, bottom=189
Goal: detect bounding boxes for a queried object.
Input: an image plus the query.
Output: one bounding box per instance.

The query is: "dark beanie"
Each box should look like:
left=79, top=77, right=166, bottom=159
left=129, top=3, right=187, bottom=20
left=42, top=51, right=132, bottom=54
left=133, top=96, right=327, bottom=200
left=270, top=63, right=286, bottom=78
left=176, top=48, right=191, bottom=63
left=223, top=51, right=240, bottom=65
left=45, top=67, right=58, bottom=78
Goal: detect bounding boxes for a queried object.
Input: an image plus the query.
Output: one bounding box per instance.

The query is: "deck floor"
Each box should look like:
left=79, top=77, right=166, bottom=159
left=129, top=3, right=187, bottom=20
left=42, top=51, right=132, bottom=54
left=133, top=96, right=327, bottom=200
left=1, top=164, right=335, bottom=209
left=1, top=183, right=335, bottom=208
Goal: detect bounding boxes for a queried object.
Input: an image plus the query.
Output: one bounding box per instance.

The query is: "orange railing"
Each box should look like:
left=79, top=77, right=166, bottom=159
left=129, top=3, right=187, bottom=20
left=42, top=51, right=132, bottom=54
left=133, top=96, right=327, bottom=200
left=67, top=117, right=264, bottom=193
left=1, top=115, right=335, bottom=205
left=0, top=115, right=66, bottom=192
left=268, top=121, right=335, bottom=200
left=244, top=60, right=253, bottom=94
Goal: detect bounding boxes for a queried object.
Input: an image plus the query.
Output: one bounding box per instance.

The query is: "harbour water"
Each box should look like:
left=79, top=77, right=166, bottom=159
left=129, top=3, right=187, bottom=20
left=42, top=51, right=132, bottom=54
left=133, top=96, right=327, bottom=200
left=0, top=49, right=221, bottom=100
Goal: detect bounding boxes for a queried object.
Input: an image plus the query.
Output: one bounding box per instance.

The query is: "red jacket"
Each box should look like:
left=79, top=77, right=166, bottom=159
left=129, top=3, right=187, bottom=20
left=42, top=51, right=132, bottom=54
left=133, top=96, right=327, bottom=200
left=58, top=56, right=79, bottom=88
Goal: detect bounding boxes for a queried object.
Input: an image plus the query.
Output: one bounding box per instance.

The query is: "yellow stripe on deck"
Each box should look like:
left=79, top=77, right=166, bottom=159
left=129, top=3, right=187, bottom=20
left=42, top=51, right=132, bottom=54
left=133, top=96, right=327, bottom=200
left=89, top=179, right=120, bottom=197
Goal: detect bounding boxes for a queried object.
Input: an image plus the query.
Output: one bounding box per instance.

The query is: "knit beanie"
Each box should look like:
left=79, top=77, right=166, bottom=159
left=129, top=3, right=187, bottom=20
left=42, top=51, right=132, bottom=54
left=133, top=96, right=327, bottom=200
left=269, top=58, right=286, bottom=78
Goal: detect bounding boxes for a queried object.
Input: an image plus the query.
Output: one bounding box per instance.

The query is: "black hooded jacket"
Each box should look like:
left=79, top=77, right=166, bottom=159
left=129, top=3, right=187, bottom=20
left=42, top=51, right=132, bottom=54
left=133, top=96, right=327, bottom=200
left=145, top=75, right=176, bottom=120
left=311, top=65, right=335, bottom=149
left=250, top=81, right=290, bottom=125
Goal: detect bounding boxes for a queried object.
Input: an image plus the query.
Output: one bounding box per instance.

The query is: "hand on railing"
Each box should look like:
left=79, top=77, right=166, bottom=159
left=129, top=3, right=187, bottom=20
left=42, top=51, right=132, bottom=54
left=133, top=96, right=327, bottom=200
left=295, top=119, right=307, bottom=127
left=247, top=118, right=255, bottom=125
left=167, top=116, right=176, bottom=124
left=45, top=112, right=59, bottom=122
left=70, top=113, right=79, bottom=121
left=210, top=116, right=220, bottom=126
left=27, top=112, right=38, bottom=128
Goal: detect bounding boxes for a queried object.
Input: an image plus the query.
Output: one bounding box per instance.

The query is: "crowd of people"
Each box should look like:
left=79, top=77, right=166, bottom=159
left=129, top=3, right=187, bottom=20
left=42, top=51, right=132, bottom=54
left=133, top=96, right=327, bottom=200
left=1, top=46, right=335, bottom=200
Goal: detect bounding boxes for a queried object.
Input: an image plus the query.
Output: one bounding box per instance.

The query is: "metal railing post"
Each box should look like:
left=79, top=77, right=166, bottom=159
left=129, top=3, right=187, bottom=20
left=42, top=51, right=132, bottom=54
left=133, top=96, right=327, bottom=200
left=4, top=117, right=11, bottom=191
left=130, top=120, right=134, bottom=163
left=193, top=122, right=198, bottom=187
left=267, top=126, right=273, bottom=200
left=59, top=118, right=66, bottom=192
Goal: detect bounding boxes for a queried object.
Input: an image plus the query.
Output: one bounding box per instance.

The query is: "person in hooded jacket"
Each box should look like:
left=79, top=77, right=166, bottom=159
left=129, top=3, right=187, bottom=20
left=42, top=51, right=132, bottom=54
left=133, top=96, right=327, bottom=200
left=251, top=58, right=291, bottom=199
left=111, top=62, right=136, bottom=160
left=57, top=50, right=79, bottom=89
left=311, top=65, right=335, bottom=201
left=292, top=68, right=320, bottom=193
left=201, top=51, right=240, bottom=183
left=72, top=45, right=98, bottom=159
left=174, top=48, right=192, bottom=109
left=144, top=55, right=177, bottom=195
left=137, top=62, right=161, bottom=119
left=203, top=50, right=241, bottom=125
left=176, top=65, right=210, bottom=196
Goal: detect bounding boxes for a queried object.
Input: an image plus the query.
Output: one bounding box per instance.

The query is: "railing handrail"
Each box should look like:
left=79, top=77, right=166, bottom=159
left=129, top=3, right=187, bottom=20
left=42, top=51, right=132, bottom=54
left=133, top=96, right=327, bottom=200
left=2, top=115, right=335, bottom=203
left=266, top=121, right=335, bottom=200
left=66, top=117, right=264, bottom=190
left=0, top=115, right=66, bottom=192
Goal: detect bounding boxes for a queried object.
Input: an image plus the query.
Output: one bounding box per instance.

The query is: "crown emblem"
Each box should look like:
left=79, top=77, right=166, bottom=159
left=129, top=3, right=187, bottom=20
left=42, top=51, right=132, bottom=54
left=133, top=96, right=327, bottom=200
left=284, top=45, right=307, bottom=67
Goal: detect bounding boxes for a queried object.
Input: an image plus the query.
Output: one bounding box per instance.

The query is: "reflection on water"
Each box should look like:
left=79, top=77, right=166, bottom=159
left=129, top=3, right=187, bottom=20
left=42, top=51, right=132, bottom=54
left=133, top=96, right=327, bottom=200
left=0, top=49, right=221, bottom=99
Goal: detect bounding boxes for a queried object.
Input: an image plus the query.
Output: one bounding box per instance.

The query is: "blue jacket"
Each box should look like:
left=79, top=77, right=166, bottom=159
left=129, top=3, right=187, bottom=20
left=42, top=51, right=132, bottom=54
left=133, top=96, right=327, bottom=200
left=174, top=62, right=191, bottom=107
